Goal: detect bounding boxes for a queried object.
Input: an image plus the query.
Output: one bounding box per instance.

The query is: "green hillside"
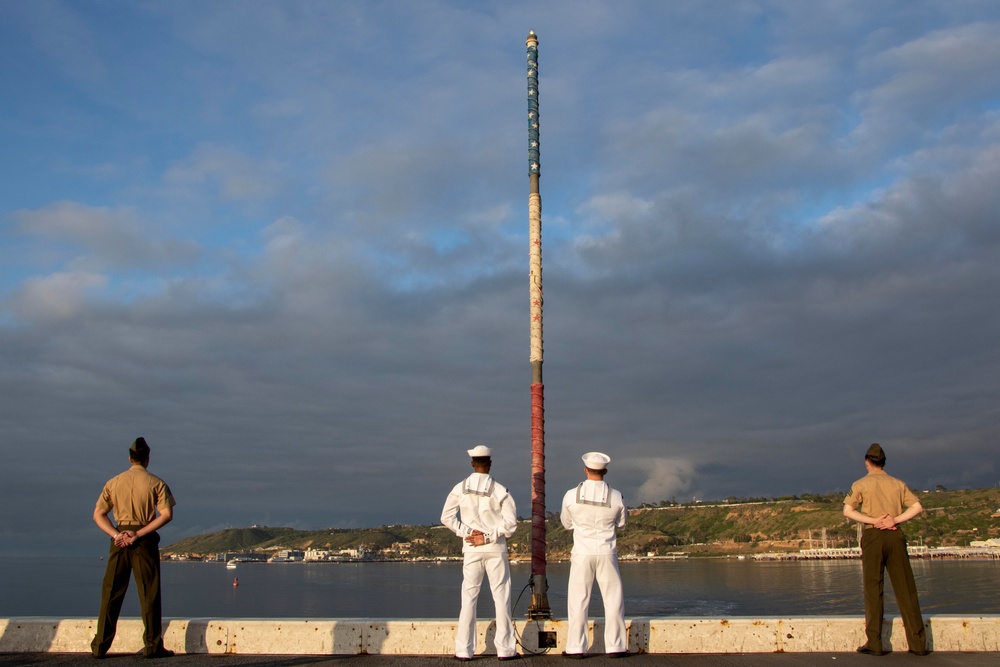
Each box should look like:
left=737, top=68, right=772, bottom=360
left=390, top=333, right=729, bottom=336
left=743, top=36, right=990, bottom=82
left=163, top=487, right=1000, bottom=558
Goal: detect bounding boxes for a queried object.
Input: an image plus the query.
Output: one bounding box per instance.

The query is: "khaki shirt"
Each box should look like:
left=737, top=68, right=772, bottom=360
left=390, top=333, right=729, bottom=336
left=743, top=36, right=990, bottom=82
left=843, top=468, right=918, bottom=519
left=96, top=463, right=176, bottom=527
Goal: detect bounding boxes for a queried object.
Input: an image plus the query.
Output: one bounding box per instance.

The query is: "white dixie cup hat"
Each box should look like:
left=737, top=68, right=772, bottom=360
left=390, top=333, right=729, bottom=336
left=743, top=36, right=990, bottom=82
left=582, top=451, right=611, bottom=470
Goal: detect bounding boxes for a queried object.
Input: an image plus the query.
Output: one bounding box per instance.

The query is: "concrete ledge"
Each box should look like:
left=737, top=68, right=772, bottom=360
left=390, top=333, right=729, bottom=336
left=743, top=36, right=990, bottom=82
left=0, top=616, right=997, bottom=654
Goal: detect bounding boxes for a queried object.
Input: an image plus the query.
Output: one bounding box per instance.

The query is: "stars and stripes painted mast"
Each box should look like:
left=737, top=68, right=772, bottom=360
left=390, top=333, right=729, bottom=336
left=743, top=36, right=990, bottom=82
left=526, top=29, right=551, bottom=620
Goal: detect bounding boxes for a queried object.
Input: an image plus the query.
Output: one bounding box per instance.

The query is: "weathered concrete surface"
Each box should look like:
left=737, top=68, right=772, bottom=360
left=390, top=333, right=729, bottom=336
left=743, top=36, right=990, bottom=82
left=2, top=653, right=1000, bottom=667
left=0, top=616, right=997, bottom=655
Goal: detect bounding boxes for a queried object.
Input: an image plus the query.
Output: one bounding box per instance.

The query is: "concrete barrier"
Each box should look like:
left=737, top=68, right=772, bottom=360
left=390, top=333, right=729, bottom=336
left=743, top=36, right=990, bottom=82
left=0, top=616, right=997, bottom=654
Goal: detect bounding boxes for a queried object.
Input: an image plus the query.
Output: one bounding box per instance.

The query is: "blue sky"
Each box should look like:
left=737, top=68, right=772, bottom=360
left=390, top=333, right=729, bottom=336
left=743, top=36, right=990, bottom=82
left=2, top=1, right=999, bottom=555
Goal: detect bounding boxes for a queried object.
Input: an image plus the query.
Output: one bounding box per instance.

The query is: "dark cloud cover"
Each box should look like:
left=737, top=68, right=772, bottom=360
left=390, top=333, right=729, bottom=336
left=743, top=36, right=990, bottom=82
left=1, top=1, right=998, bottom=555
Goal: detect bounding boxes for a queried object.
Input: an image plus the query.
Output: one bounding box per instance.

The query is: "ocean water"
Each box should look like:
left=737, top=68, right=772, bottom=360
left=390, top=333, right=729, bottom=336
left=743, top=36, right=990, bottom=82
left=1, top=556, right=997, bottom=619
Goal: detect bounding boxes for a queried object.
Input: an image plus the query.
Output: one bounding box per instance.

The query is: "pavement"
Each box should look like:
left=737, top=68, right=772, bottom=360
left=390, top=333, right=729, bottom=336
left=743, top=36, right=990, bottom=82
left=2, top=652, right=998, bottom=667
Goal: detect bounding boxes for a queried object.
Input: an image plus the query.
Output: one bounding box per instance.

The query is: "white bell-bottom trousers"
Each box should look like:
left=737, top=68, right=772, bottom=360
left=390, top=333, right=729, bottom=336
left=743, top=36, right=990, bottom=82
left=565, top=553, right=626, bottom=654
left=455, top=551, right=515, bottom=658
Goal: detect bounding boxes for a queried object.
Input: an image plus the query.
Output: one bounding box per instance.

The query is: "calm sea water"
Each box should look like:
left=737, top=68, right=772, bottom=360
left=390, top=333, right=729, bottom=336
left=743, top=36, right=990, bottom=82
left=1, top=556, right=997, bottom=619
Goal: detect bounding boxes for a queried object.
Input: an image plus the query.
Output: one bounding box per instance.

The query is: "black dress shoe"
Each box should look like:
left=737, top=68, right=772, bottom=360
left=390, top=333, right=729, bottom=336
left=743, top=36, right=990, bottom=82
left=909, top=649, right=931, bottom=656
left=498, top=655, right=521, bottom=661
left=561, top=651, right=586, bottom=659
left=856, top=645, right=886, bottom=656
left=141, top=648, right=175, bottom=659
left=607, top=652, right=630, bottom=658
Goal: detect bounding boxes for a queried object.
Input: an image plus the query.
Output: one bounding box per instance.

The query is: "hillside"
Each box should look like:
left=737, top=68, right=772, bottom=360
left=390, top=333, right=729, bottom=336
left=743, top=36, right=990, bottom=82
left=163, top=487, right=1000, bottom=558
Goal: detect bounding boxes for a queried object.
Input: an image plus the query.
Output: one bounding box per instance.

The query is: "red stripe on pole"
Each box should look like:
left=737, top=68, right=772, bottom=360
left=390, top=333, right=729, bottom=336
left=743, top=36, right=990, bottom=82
left=530, top=381, right=546, bottom=576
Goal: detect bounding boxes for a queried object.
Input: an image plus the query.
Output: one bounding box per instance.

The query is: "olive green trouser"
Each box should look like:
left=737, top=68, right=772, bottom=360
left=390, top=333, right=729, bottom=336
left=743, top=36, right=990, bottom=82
left=861, top=527, right=926, bottom=652
left=91, top=527, right=164, bottom=657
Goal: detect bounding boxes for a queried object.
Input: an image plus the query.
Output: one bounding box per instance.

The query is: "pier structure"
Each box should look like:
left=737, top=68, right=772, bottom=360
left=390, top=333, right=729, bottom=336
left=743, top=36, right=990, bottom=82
left=2, top=615, right=999, bottom=655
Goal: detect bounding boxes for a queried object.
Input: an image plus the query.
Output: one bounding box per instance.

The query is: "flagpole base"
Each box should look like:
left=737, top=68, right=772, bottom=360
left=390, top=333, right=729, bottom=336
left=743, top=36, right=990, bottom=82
left=527, top=573, right=552, bottom=619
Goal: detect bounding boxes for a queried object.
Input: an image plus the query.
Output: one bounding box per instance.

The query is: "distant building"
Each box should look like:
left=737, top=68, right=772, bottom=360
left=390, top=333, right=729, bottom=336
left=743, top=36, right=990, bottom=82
left=303, top=547, right=365, bottom=561
left=222, top=552, right=267, bottom=563
left=970, top=538, right=1000, bottom=548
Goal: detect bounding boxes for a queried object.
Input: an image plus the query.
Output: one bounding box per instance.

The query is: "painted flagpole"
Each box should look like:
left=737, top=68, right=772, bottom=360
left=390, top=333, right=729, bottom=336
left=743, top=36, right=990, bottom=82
left=525, top=29, right=551, bottom=619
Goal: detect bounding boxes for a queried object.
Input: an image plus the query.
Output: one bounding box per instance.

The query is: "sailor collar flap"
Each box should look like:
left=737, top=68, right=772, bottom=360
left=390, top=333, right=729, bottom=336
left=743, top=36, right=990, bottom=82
left=575, top=481, right=611, bottom=507
left=463, top=474, right=495, bottom=497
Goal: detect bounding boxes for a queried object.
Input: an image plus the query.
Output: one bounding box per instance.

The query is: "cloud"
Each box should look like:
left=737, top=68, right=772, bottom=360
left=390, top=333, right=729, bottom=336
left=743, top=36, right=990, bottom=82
left=15, top=201, right=201, bottom=271
left=163, top=144, right=284, bottom=203
left=852, top=21, right=1000, bottom=147
left=869, top=21, right=1000, bottom=106
left=634, top=459, right=696, bottom=505
left=10, top=270, right=107, bottom=321
left=2, top=1, right=1000, bottom=555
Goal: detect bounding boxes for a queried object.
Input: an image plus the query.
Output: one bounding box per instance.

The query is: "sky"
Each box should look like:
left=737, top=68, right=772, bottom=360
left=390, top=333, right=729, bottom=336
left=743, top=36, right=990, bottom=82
left=2, top=1, right=999, bottom=556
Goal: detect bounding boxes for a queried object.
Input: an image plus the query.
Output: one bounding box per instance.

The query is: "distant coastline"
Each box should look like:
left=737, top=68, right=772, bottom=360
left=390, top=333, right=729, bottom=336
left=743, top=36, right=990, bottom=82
left=169, top=545, right=1000, bottom=567
left=163, top=487, right=1000, bottom=562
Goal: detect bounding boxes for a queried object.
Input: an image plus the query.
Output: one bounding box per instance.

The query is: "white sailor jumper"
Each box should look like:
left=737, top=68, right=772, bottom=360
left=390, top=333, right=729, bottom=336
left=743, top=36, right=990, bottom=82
left=560, top=480, right=628, bottom=655
left=441, top=472, right=518, bottom=658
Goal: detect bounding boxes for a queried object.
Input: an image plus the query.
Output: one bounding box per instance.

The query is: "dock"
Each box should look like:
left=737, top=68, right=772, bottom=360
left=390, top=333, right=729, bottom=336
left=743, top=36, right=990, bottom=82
left=2, top=616, right=998, bottom=657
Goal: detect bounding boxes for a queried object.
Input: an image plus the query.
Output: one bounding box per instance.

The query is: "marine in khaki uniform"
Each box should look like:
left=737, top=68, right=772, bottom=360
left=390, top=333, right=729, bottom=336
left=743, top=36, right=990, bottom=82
left=92, top=437, right=176, bottom=659
left=560, top=451, right=628, bottom=658
left=440, top=445, right=518, bottom=660
left=843, top=443, right=928, bottom=656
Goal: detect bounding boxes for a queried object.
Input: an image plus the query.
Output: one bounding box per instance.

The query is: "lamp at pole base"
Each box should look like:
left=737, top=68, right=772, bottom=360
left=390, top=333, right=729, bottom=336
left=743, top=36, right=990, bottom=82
left=527, top=573, right=552, bottom=619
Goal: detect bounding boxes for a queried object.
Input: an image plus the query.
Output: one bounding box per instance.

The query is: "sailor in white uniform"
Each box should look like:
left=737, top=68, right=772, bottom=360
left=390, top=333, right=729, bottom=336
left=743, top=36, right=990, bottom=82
left=560, top=451, right=628, bottom=657
left=441, top=445, right=519, bottom=660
